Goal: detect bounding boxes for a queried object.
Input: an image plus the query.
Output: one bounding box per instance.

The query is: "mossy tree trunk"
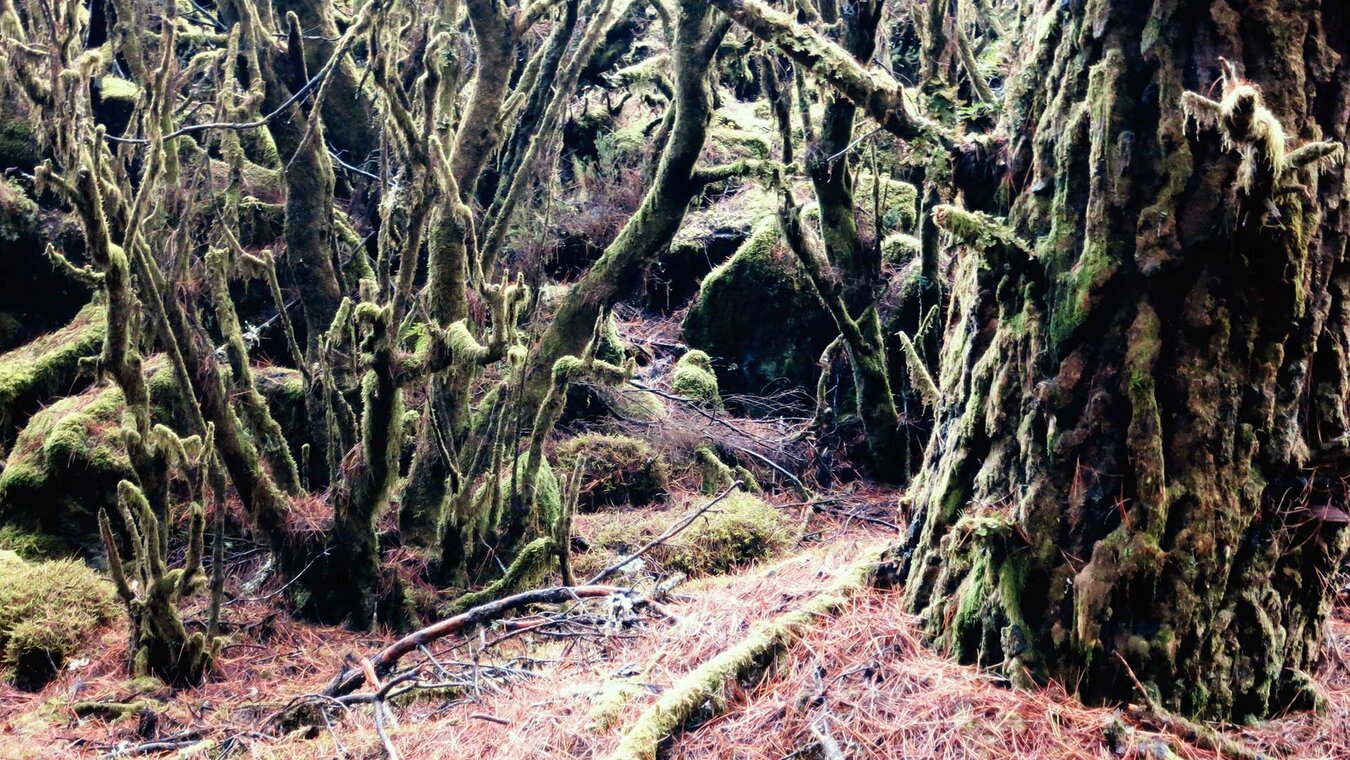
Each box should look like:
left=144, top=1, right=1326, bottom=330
left=801, top=0, right=911, bottom=475
left=899, top=0, right=1350, bottom=722
left=524, top=0, right=731, bottom=405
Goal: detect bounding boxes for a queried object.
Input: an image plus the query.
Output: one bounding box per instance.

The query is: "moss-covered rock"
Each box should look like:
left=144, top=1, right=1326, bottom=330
left=661, top=491, right=794, bottom=576
left=555, top=433, right=670, bottom=510
left=0, top=113, right=40, bottom=172
left=0, top=301, right=105, bottom=445
left=671, top=349, right=723, bottom=407
left=0, top=525, right=67, bottom=560
left=645, top=187, right=776, bottom=312
left=0, top=551, right=117, bottom=690
left=0, top=381, right=139, bottom=557
left=881, top=233, right=922, bottom=264
left=856, top=172, right=919, bottom=234
left=681, top=223, right=836, bottom=396
left=0, top=360, right=303, bottom=556
left=254, top=365, right=309, bottom=464
left=0, top=176, right=39, bottom=243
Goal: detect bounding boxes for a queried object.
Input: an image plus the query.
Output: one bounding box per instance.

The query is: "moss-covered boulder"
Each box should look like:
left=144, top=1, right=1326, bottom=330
left=645, top=187, right=777, bottom=312
left=681, top=223, right=836, bottom=396
left=0, top=301, right=105, bottom=445
left=0, top=382, right=141, bottom=557
left=0, top=361, right=305, bottom=557
left=881, top=232, right=922, bottom=264
left=671, top=349, right=723, bottom=407
left=555, top=433, right=670, bottom=510
left=0, top=551, right=117, bottom=690
left=856, top=172, right=919, bottom=234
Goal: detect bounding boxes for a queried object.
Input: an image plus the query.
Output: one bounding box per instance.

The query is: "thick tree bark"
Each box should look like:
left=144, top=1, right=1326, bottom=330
left=899, top=0, right=1350, bottom=722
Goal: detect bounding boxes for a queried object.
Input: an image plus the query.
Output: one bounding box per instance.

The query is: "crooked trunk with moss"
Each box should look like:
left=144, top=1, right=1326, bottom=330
left=899, top=0, right=1350, bottom=722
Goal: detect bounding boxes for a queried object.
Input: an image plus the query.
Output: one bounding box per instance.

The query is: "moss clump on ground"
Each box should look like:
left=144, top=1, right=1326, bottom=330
left=681, top=223, right=836, bottom=396
left=0, top=524, right=68, bottom=560
left=881, top=233, right=922, bottom=264
left=695, top=446, right=761, bottom=495
left=0, top=382, right=135, bottom=556
left=0, top=116, right=39, bottom=171
left=662, top=492, right=794, bottom=576
left=671, top=349, right=723, bottom=408
left=857, top=172, right=919, bottom=233
left=0, top=359, right=301, bottom=556
left=0, top=301, right=105, bottom=443
left=555, top=433, right=670, bottom=510
left=0, top=551, right=117, bottom=690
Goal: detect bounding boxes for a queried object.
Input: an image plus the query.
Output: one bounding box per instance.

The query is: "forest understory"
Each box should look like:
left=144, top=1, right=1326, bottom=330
left=3, top=472, right=1350, bottom=759
left=3, top=0, right=1350, bottom=756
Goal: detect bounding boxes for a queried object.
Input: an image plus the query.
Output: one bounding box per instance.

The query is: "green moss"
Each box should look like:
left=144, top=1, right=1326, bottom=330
left=555, top=433, right=670, bottom=510
left=445, top=536, right=556, bottom=614
left=0, top=176, right=38, bottom=242
left=662, top=492, right=794, bottom=576
left=0, top=352, right=268, bottom=554
left=597, top=314, right=628, bottom=365
left=0, top=551, right=117, bottom=690
left=671, top=349, right=722, bottom=408
left=97, top=76, right=140, bottom=103
left=709, top=127, right=772, bottom=159
left=0, top=302, right=105, bottom=439
left=881, top=233, right=922, bottom=264
left=587, top=677, right=647, bottom=732
left=0, top=116, right=39, bottom=171
left=0, top=525, right=68, bottom=560
left=681, top=223, right=836, bottom=395
left=858, top=172, right=919, bottom=233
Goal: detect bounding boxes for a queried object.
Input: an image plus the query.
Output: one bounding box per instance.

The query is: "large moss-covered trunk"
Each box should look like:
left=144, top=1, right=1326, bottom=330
left=900, top=0, right=1350, bottom=722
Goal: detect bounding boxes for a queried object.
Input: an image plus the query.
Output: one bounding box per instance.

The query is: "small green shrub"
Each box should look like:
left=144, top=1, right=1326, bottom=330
left=0, top=551, right=117, bottom=690
left=556, top=433, right=670, bottom=510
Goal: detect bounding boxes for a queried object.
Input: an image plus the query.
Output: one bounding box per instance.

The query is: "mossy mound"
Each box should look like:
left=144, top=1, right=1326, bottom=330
left=882, top=233, right=922, bottom=264
left=680, top=223, right=836, bottom=397
left=0, top=301, right=105, bottom=444
left=253, top=365, right=309, bottom=463
left=0, top=113, right=39, bottom=172
left=0, top=381, right=141, bottom=557
left=0, top=176, right=39, bottom=243
left=856, top=172, right=919, bottom=234
left=0, top=551, right=117, bottom=690
left=645, top=187, right=776, bottom=312
left=555, top=433, right=670, bottom=510
left=671, top=349, right=723, bottom=408
left=581, top=491, right=793, bottom=578
left=0, top=360, right=302, bottom=557
left=662, top=491, right=794, bottom=576
left=0, top=524, right=68, bottom=560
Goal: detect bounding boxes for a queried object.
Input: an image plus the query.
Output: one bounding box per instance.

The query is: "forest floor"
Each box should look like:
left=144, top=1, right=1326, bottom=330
left=2, top=493, right=1349, bottom=760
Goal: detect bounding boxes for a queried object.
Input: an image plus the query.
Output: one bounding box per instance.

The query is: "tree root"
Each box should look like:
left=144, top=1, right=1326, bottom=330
left=444, top=537, right=556, bottom=615
left=1116, top=653, right=1273, bottom=760
left=605, top=551, right=884, bottom=760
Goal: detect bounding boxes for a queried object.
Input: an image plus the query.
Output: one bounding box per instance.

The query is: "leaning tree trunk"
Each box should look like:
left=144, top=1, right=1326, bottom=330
left=900, top=0, right=1350, bottom=723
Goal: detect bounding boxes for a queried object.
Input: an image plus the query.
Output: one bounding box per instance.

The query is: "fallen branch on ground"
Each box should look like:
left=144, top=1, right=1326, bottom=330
left=604, top=549, right=886, bottom=760
left=324, top=584, right=633, bottom=698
